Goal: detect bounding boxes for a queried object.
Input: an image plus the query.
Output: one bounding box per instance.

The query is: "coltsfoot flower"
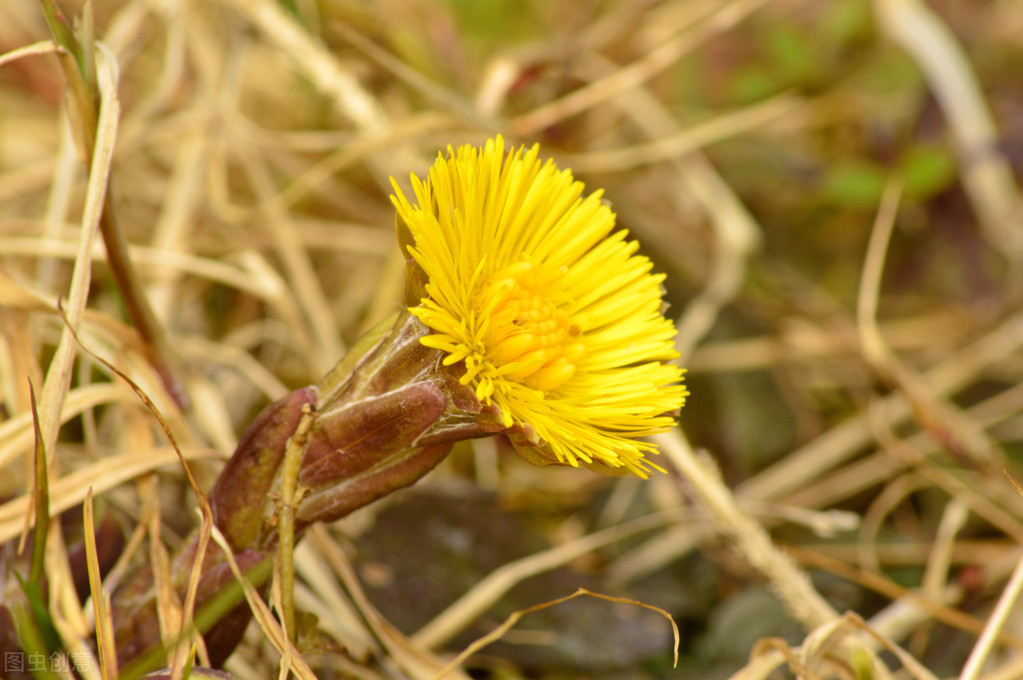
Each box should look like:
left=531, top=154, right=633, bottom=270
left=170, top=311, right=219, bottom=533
left=391, top=136, right=687, bottom=477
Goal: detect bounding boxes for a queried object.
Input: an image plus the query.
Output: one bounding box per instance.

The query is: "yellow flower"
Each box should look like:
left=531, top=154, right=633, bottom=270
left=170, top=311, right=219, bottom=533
left=390, top=136, right=686, bottom=477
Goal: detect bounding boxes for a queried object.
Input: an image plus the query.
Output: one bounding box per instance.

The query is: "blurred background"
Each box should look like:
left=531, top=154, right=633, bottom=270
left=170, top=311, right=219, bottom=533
left=2, top=0, right=1023, bottom=678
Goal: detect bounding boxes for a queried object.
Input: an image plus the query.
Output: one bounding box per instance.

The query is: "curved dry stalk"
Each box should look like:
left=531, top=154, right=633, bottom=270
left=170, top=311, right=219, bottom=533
left=207, top=526, right=318, bottom=680
left=738, top=312, right=1023, bottom=505
left=0, top=446, right=219, bottom=544
left=411, top=509, right=682, bottom=650
left=656, top=429, right=838, bottom=630
left=959, top=553, right=1023, bottom=680
left=858, top=178, right=1002, bottom=469
left=561, top=92, right=800, bottom=174
left=214, top=0, right=421, bottom=179
left=0, top=39, right=59, bottom=67
left=309, top=526, right=474, bottom=680
left=873, top=0, right=1023, bottom=266
left=511, top=0, right=770, bottom=135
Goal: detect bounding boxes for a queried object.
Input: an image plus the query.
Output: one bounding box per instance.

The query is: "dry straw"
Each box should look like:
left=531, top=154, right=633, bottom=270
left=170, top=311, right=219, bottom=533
left=3, top=0, right=1023, bottom=678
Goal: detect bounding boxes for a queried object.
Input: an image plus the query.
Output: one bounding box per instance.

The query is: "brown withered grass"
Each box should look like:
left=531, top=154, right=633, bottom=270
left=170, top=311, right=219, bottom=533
left=3, top=0, right=1023, bottom=678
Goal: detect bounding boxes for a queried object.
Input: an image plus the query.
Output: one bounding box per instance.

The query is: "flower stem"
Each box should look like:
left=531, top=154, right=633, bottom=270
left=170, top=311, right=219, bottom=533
left=276, top=403, right=316, bottom=643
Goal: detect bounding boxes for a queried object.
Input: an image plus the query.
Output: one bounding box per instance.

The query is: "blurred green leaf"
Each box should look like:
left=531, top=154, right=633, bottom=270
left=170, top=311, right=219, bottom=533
left=14, top=573, right=62, bottom=658
left=446, top=0, right=535, bottom=44
left=899, top=143, right=956, bottom=198
left=765, top=24, right=817, bottom=84
left=726, top=65, right=780, bottom=105
left=823, top=0, right=872, bottom=46
left=862, top=50, right=922, bottom=95
left=277, top=0, right=301, bottom=21
left=823, top=159, right=888, bottom=208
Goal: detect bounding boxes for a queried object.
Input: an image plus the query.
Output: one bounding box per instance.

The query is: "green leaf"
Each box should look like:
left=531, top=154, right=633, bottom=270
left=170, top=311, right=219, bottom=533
left=14, top=572, right=63, bottom=658
left=899, top=143, right=956, bottom=198
left=823, top=160, right=887, bottom=208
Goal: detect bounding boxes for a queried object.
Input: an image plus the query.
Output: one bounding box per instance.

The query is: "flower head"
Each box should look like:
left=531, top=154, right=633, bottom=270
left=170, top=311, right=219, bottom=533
left=390, top=136, right=686, bottom=477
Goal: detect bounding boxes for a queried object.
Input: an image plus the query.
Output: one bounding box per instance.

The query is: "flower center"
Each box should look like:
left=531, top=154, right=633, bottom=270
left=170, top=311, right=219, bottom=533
left=480, top=262, right=584, bottom=393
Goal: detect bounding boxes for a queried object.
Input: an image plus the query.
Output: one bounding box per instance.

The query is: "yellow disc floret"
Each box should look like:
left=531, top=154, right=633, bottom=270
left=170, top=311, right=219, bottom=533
left=480, top=262, right=583, bottom=392
left=390, top=135, right=686, bottom=477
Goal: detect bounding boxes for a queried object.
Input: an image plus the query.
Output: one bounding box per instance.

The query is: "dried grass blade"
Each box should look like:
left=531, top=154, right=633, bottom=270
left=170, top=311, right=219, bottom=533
left=54, top=299, right=216, bottom=676
left=0, top=383, right=131, bottom=471
left=84, top=488, right=119, bottom=679
left=0, top=39, right=59, bottom=67
left=7, top=383, right=63, bottom=666
left=657, top=429, right=838, bottom=629
left=26, top=382, right=50, bottom=585
left=512, top=0, right=769, bottom=135
left=0, top=446, right=218, bottom=544
left=44, top=0, right=187, bottom=409
left=234, top=147, right=342, bottom=374
left=308, top=526, right=472, bottom=680
left=858, top=179, right=998, bottom=467
left=432, top=588, right=680, bottom=680
left=412, top=510, right=674, bottom=649
left=208, top=527, right=318, bottom=680
left=789, top=547, right=1023, bottom=650
left=216, top=0, right=386, bottom=133
left=737, top=312, right=1023, bottom=504
left=839, top=613, right=940, bottom=680
left=958, top=478, right=1023, bottom=680
left=873, top=0, right=1022, bottom=264
left=856, top=178, right=903, bottom=373
left=563, top=92, right=799, bottom=173
left=36, top=32, right=119, bottom=471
